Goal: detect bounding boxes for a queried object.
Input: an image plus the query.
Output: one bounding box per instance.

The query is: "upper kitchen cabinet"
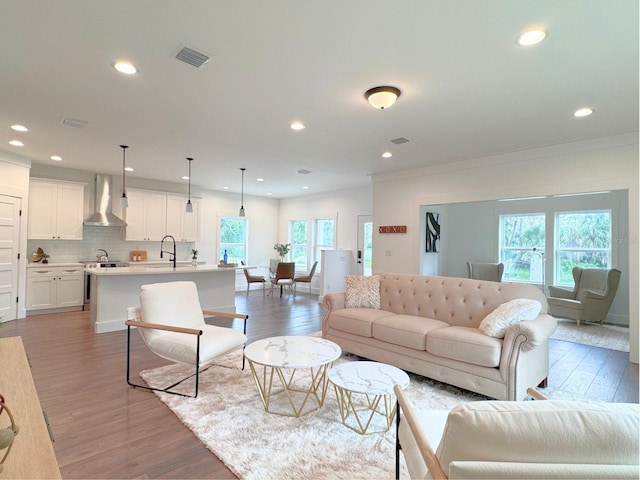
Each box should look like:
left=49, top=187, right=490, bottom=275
left=28, top=179, right=85, bottom=240
left=124, top=189, right=167, bottom=241
left=166, top=194, right=200, bottom=242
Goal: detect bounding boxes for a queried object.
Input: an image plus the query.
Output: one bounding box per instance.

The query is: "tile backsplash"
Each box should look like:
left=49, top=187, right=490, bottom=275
left=27, top=226, right=195, bottom=264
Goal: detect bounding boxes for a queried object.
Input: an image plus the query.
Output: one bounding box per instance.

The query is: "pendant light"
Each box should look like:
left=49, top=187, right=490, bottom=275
left=238, top=167, right=246, bottom=217
left=185, top=157, right=194, bottom=213
left=120, top=145, right=129, bottom=208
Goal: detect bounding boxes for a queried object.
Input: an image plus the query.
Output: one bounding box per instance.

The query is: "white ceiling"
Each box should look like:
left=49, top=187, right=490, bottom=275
left=0, top=0, right=637, bottom=198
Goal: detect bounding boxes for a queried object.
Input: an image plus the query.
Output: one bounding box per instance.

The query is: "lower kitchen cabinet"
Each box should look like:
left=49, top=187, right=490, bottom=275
left=26, top=264, right=84, bottom=312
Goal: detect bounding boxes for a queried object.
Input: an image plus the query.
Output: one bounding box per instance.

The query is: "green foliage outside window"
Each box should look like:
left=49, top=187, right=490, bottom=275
left=220, top=217, right=246, bottom=263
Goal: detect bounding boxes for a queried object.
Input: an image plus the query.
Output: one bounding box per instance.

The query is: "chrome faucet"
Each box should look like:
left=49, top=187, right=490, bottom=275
left=160, top=235, right=176, bottom=269
left=97, top=249, right=109, bottom=262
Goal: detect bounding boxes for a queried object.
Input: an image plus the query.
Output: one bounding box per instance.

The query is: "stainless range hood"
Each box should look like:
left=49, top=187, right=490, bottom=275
left=83, top=174, right=127, bottom=227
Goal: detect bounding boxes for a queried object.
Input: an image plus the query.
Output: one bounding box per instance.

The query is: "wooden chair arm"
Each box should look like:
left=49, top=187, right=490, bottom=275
left=526, top=387, right=548, bottom=400
left=202, top=310, right=248, bottom=321
left=394, top=384, right=448, bottom=480
left=124, top=320, right=202, bottom=336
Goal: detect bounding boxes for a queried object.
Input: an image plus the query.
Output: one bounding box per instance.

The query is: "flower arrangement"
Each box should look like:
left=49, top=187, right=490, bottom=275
left=273, top=243, right=291, bottom=260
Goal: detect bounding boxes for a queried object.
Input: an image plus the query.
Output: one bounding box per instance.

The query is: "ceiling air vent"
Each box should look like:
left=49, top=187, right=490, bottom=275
left=61, top=117, right=88, bottom=128
left=296, top=169, right=312, bottom=175
left=390, top=137, right=410, bottom=145
left=174, top=45, right=211, bottom=68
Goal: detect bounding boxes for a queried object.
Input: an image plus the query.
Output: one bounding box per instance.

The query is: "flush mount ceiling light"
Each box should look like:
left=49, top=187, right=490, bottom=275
left=185, top=157, right=194, bottom=213
left=573, top=107, right=594, bottom=118
left=364, top=86, right=401, bottom=109
left=50, top=155, right=63, bottom=161
left=239, top=167, right=246, bottom=217
left=120, top=145, right=129, bottom=208
left=113, top=61, right=137, bottom=75
left=290, top=121, right=305, bottom=130
left=382, top=152, right=393, bottom=158
left=10, top=124, right=28, bottom=132
left=516, top=29, right=547, bottom=46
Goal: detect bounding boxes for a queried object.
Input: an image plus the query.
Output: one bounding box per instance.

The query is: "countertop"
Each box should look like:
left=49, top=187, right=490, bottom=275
left=27, top=262, right=83, bottom=268
left=85, top=264, right=241, bottom=276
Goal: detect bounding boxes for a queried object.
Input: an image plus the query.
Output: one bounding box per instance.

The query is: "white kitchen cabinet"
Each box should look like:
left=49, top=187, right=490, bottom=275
left=28, top=180, right=85, bottom=240
left=124, top=190, right=167, bottom=241
left=26, top=265, right=84, bottom=311
left=166, top=194, right=200, bottom=242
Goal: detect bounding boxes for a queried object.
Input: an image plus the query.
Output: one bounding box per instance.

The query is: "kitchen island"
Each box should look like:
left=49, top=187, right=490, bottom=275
left=85, top=265, right=240, bottom=333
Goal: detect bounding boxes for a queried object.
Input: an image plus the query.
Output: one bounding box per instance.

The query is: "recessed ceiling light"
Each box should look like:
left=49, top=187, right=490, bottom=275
left=50, top=155, right=63, bottom=161
left=113, top=61, right=137, bottom=75
left=290, top=121, right=305, bottom=130
left=382, top=152, right=393, bottom=158
left=573, top=107, right=594, bottom=118
left=223, top=186, right=230, bottom=190
left=266, top=192, right=273, bottom=196
left=10, top=124, right=28, bottom=132
left=516, top=29, right=547, bottom=46
left=182, top=176, right=189, bottom=180
left=256, top=178, right=265, bottom=182
left=302, top=186, right=309, bottom=190
left=9, top=140, right=24, bottom=147
left=125, top=167, right=134, bottom=172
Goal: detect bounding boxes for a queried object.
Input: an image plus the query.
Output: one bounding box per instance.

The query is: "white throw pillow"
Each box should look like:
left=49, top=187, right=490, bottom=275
left=479, top=299, right=542, bottom=338
left=345, top=275, right=380, bottom=309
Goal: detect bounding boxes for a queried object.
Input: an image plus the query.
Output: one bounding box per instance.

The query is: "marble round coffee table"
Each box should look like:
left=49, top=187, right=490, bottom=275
left=328, top=361, right=410, bottom=434
left=244, top=335, right=342, bottom=417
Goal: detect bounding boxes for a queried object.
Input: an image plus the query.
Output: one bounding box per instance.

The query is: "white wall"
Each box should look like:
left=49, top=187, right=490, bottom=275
left=372, top=134, right=639, bottom=362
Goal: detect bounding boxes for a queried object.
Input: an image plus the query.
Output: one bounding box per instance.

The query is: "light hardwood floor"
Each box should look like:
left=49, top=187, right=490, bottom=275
left=1, top=292, right=637, bottom=479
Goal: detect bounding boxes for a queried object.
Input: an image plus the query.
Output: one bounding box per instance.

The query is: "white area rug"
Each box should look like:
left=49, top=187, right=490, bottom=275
left=551, top=319, right=630, bottom=352
left=140, top=349, right=491, bottom=480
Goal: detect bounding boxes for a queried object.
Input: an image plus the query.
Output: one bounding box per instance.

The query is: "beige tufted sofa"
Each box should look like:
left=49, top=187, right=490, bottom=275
left=322, top=273, right=557, bottom=401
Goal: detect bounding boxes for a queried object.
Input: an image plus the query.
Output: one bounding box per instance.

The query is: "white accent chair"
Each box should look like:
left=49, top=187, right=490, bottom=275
left=547, top=267, right=621, bottom=326
left=395, top=385, right=639, bottom=479
left=125, top=281, right=248, bottom=397
left=467, top=262, right=504, bottom=282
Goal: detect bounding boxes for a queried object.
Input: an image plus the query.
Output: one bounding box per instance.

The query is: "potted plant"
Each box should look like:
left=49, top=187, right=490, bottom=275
left=41, top=252, right=50, bottom=264
left=273, top=243, right=291, bottom=262
left=191, top=249, right=199, bottom=266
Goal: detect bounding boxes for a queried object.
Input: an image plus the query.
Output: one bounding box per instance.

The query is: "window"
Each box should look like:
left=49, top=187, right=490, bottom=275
left=219, top=217, right=247, bottom=263
left=289, top=220, right=308, bottom=271
left=314, top=218, right=335, bottom=270
left=555, top=210, right=611, bottom=285
left=499, top=214, right=545, bottom=283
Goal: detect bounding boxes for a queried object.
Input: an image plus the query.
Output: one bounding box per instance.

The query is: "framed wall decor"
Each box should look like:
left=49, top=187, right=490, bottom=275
left=426, top=212, right=440, bottom=252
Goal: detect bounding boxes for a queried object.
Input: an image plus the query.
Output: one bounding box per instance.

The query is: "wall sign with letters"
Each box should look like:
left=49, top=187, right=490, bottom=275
left=378, top=225, right=407, bottom=234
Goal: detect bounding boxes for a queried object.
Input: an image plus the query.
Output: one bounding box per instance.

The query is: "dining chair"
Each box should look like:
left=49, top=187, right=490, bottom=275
left=241, top=261, right=266, bottom=297
left=294, top=261, right=318, bottom=296
left=269, top=262, right=295, bottom=298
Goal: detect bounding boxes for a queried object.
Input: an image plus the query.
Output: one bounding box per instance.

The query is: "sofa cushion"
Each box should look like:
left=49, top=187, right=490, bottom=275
left=329, top=308, right=395, bottom=337
left=436, top=400, right=640, bottom=469
left=345, top=275, right=381, bottom=309
left=372, top=315, right=449, bottom=351
left=427, top=326, right=503, bottom=367
left=479, top=299, right=542, bottom=338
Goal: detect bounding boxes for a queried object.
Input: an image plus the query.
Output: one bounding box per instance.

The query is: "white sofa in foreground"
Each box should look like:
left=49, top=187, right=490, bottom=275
left=395, top=385, right=640, bottom=479
left=323, top=273, right=557, bottom=401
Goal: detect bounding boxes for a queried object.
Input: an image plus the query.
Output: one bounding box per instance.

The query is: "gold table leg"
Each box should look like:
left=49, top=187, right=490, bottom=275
left=247, top=359, right=333, bottom=417
left=333, top=385, right=398, bottom=435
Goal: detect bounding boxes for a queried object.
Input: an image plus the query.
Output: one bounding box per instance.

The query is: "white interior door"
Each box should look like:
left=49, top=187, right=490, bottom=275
left=357, top=215, right=372, bottom=276
left=0, top=195, right=21, bottom=321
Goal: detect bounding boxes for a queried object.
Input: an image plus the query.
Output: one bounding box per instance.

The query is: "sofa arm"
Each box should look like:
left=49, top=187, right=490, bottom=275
left=548, top=285, right=575, bottom=299
left=323, top=292, right=346, bottom=311
left=503, top=314, right=558, bottom=353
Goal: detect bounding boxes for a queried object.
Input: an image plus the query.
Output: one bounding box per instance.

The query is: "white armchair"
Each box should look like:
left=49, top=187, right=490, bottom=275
left=126, top=281, right=248, bottom=397
left=547, top=267, right=621, bottom=326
